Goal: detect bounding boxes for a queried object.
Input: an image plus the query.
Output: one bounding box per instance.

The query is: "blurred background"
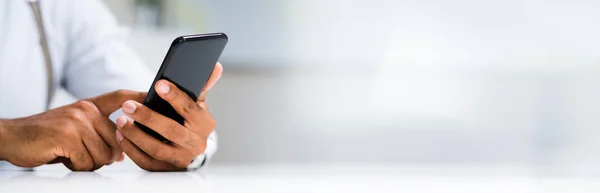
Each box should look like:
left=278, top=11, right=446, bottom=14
left=55, top=0, right=600, bottom=174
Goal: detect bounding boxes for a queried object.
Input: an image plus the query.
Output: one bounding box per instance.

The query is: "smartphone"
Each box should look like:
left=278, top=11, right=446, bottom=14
left=135, top=33, right=228, bottom=142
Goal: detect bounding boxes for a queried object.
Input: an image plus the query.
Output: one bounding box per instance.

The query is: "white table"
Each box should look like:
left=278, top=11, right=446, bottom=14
left=1, top=163, right=600, bottom=193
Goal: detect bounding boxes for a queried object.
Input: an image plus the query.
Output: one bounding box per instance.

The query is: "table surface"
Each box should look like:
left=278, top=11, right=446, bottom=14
left=2, top=163, right=600, bottom=193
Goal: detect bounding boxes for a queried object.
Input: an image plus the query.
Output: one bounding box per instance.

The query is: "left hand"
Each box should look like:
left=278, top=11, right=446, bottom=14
left=115, top=62, right=223, bottom=171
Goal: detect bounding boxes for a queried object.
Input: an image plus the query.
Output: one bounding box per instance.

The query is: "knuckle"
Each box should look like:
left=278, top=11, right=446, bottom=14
left=181, top=100, right=197, bottom=115
left=141, top=110, right=155, bottom=123
left=67, top=110, right=87, bottom=123
left=73, top=100, right=87, bottom=109
left=166, top=126, right=186, bottom=142
left=137, top=110, right=155, bottom=125
left=73, top=100, right=95, bottom=111
left=114, top=89, right=128, bottom=98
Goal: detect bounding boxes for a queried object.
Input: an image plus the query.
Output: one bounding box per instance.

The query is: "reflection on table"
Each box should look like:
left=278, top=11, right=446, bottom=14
left=2, top=164, right=600, bottom=193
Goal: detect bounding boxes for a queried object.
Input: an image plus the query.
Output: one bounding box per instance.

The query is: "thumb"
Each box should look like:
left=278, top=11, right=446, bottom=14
left=89, top=90, right=146, bottom=115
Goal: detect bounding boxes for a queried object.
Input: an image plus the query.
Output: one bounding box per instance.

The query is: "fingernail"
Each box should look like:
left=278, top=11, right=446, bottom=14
left=157, top=81, right=170, bottom=94
left=122, top=101, right=136, bottom=114
left=116, top=116, right=127, bottom=128
left=116, top=130, right=124, bottom=142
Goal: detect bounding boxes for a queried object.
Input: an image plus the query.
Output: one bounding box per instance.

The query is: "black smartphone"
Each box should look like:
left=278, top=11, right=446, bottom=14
left=135, top=33, right=228, bottom=142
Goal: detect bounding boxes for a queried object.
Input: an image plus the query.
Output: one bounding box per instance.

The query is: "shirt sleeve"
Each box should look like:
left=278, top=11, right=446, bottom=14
left=62, top=0, right=217, bottom=169
left=62, top=0, right=153, bottom=97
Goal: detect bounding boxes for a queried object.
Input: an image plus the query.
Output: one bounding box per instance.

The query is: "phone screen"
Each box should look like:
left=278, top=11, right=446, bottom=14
left=136, top=33, right=228, bottom=142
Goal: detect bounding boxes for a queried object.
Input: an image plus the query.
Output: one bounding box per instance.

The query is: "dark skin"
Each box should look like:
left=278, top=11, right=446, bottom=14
left=116, top=62, right=223, bottom=171
left=0, top=90, right=145, bottom=171
left=0, top=63, right=223, bottom=171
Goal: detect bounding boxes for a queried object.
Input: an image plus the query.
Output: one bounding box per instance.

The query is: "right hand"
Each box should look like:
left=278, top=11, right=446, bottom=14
left=0, top=90, right=145, bottom=171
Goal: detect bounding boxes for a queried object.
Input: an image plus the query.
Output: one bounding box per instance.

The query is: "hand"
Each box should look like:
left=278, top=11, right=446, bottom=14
left=116, top=62, right=223, bottom=171
left=0, top=90, right=145, bottom=171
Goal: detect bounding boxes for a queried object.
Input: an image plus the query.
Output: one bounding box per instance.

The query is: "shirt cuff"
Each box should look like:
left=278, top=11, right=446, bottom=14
left=187, top=131, right=217, bottom=170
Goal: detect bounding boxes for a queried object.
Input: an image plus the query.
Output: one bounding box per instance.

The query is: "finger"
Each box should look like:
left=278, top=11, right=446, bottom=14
left=80, top=125, right=114, bottom=169
left=121, top=101, right=200, bottom=148
left=116, top=130, right=181, bottom=171
left=90, top=163, right=105, bottom=171
left=92, top=117, right=122, bottom=162
left=205, top=62, right=223, bottom=91
left=198, top=62, right=223, bottom=102
left=65, top=142, right=95, bottom=171
left=155, top=80, right=202, bottom=121
left=116, top=116, right=197, bottom=167
left=194, top=101, right=216, bottom=136
left=90, top=90, right=146, bottom=115
left=196, top=101, right=209, bottom=112
left=118, top=153, right=125, bottom=162
left=77, top=100, right=124, bottom=162
left=47, top=157, right=67, bottom=165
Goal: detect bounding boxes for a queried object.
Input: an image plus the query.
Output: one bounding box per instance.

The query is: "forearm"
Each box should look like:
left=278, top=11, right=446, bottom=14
left=0, top=119, right=8, bottom=161
left=0, top=118, right=18, bottom=162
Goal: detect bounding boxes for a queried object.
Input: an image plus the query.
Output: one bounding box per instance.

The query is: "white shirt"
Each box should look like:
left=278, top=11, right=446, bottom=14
left=0, top=0, right=216, bottom=169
